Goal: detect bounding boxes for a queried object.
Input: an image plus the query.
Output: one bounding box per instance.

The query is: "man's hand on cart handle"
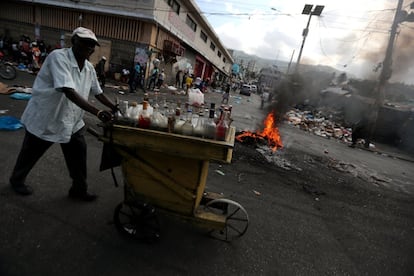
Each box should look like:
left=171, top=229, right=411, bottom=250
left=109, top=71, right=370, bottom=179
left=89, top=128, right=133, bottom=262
left=97, top=110, right=113, bottom=122
left=112, top=103, right=124, bottom=117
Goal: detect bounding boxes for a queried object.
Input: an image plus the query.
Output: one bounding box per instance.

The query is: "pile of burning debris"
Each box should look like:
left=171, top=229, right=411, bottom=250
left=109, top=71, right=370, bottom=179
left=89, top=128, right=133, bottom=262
left=235, top=108, right=355, bottom=152
left=284, top=108, right=353, bottom=144
left=236, top=112, right=283, bottom=152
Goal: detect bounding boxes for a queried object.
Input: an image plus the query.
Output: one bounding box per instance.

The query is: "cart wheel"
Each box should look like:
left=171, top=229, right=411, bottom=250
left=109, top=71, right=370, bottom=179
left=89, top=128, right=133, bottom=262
left=204, top=198, right=249, bottom=241
left=113, top=202, right=160, bottom=243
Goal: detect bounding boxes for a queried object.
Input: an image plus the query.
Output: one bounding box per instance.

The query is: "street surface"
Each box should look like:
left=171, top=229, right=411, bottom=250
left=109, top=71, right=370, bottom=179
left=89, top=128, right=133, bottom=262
left=0, top=71, right=413, bottom=275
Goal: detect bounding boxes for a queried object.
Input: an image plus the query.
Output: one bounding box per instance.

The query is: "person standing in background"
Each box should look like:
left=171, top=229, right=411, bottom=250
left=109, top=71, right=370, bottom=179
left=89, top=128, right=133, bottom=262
left=147, top=66, right=159, bottom=90
left=182, top=71, right=188, bottom=89
left=222, top=83, right=230, bottom=104
left=175, top=70, right=182, bottom=88
left=157, top=69, right=165, bottom=89
left=185, top=74, right=193, bottom=95
left=95, top=56, right=106, bottom=88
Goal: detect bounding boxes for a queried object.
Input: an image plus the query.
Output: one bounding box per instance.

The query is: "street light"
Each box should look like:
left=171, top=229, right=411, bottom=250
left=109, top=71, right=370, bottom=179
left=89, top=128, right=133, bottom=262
left=295, top=4, right=324, bottom=73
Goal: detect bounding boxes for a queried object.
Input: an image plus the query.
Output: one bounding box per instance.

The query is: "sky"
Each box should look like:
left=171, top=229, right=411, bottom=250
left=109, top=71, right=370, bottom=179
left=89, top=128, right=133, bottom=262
left=194, top=0, right=414, bottom=84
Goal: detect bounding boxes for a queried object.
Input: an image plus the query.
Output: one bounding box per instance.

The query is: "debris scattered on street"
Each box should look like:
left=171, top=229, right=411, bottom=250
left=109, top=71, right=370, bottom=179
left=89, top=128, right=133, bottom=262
left=215, top=169, right=225, bottom=176
left=252, top=190, right=261, bottom=196
left=285, top=108, right=354, bottom=145
left=256, top=146, right=302, bottom=171
left=327, top=158, right=392, bottom=185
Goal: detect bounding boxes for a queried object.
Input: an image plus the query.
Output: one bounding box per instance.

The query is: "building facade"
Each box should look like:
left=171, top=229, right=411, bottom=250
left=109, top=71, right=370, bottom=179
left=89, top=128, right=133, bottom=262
left=0, top=0, right=233, bottom=85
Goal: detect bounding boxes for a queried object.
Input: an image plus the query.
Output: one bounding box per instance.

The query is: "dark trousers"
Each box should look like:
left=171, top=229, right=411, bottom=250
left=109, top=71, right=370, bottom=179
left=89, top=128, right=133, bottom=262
left=10, top=128, right=88, bottom=192
left=147, top=78, right=156, bottom=90
left=98, top=74, right=105, bottom=87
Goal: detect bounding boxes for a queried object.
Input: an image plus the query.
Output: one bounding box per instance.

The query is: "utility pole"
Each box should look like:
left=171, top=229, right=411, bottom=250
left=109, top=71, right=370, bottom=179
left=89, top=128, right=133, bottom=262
left=295, top=4, right=324, bottom=73
left=376, top=0, right=404, bottom=107
left=370, top=0, right=404, bottom=138
left=286, top=49, right=295, bottom=74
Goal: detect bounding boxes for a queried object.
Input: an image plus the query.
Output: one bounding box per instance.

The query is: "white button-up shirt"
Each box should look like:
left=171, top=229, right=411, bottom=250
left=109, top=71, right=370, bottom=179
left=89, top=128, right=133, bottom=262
left=21, top=48, right=103, bottom=143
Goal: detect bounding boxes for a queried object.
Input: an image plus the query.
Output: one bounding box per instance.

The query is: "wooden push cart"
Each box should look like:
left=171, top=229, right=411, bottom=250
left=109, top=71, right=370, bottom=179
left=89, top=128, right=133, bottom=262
left=98, top=123, right=249, bottom=242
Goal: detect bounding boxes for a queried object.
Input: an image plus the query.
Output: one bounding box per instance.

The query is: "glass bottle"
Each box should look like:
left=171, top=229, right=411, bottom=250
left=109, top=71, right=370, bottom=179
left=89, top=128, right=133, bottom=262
left=193, top=110, right=205, bottom=138
left=204, top=105, right=216, bottom=140
left=128, top=101, right=140, bottom=127
left=167, top=107, right=176, bottom=133
left=173, top=107, right=185, bottom=134
left=181, top=110, right=193, bottom=136
left=215, top=110, right=228, bottom=141
left=138, top=101, right=151, bottom=129
left=150, top=103, right=161, bottom=130
left=119, top=100, right=129, bottom=119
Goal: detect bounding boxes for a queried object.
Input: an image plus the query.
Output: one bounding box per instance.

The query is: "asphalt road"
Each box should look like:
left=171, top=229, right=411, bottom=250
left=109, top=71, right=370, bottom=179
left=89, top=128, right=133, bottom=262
left=0, top=71, right=413, bottom=276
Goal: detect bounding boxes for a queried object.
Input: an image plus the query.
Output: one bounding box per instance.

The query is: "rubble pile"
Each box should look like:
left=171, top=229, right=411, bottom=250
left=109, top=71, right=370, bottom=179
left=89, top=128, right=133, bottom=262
left=285, top=108, right=352, bottom=144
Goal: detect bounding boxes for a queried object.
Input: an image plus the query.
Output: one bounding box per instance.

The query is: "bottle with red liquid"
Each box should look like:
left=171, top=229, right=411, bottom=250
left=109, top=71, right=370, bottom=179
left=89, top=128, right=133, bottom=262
left=215, top=110, right=228, bottom=141
left=138, top=101, right=151, bottom=129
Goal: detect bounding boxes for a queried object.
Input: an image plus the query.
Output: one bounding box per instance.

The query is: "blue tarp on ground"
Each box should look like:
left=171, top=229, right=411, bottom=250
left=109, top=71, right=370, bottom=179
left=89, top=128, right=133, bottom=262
left=0, top=116, right=23, bottom=130
left=9, top=92, right=32, bottom=100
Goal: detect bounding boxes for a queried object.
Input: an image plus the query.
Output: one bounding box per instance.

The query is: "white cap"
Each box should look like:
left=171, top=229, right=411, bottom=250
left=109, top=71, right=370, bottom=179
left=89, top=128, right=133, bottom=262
left=72, top=27, right=100, bottom=46
left=102, top=56, right=106, bottom=60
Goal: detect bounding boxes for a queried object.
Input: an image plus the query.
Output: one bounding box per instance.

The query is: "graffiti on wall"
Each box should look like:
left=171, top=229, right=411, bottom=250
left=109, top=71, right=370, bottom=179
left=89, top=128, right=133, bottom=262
left=134, top=47, right=149, bottom=64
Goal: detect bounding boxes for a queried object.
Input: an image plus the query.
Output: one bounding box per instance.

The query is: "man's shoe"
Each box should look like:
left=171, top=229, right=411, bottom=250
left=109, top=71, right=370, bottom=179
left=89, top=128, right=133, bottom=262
left=11, top=184, right=34, bottom=196
left=68, top=190, right=98, bottom=202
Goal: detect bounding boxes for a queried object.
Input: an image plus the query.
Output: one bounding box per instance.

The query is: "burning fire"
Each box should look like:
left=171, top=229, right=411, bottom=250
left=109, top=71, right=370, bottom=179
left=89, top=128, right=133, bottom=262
left=236, top=112, right=283, bottom=152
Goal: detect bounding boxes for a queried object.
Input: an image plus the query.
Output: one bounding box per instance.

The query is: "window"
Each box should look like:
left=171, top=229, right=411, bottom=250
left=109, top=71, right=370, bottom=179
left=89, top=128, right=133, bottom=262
left=217, top=51, right=222, bottom=58
left=210, top=42, right=216, bottom=51
left=223, top=57, right=226, bottom=63
left=186, top=15, right=197, bottom=32
left=200, top=30, right=207, bottom=43
left=166, top=0, right=180, bottom=14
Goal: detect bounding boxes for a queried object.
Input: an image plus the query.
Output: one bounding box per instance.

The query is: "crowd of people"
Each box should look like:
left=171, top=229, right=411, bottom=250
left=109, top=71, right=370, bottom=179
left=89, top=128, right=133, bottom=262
left=0, top=34, right=60, bottom=73
left=0, top=33, right=217, bottom=95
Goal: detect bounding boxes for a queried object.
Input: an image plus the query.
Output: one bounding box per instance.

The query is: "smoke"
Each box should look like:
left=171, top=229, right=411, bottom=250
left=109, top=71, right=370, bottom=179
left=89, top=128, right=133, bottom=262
left=349, top=14, right=414, bottom=83
left=392, top=29, right=414, bottom=77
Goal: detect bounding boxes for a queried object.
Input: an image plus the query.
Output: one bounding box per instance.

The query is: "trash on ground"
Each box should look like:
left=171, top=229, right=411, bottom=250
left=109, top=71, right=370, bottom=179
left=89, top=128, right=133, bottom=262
left=0, top=82, right=17, bottom=95
left=215, top=169, right=225, bottom=176
left=327, top=158, right=392, bottom=185
left=252, top=190, right=261, bottom=196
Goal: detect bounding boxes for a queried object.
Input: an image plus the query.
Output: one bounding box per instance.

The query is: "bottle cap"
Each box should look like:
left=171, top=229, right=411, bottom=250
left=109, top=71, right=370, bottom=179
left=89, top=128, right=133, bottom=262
left=142, top=101, right=148, bottom=109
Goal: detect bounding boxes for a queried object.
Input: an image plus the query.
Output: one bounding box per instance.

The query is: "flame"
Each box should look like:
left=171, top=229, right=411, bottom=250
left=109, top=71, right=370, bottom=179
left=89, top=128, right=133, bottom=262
left=236, top=112, right=283, bottom=152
